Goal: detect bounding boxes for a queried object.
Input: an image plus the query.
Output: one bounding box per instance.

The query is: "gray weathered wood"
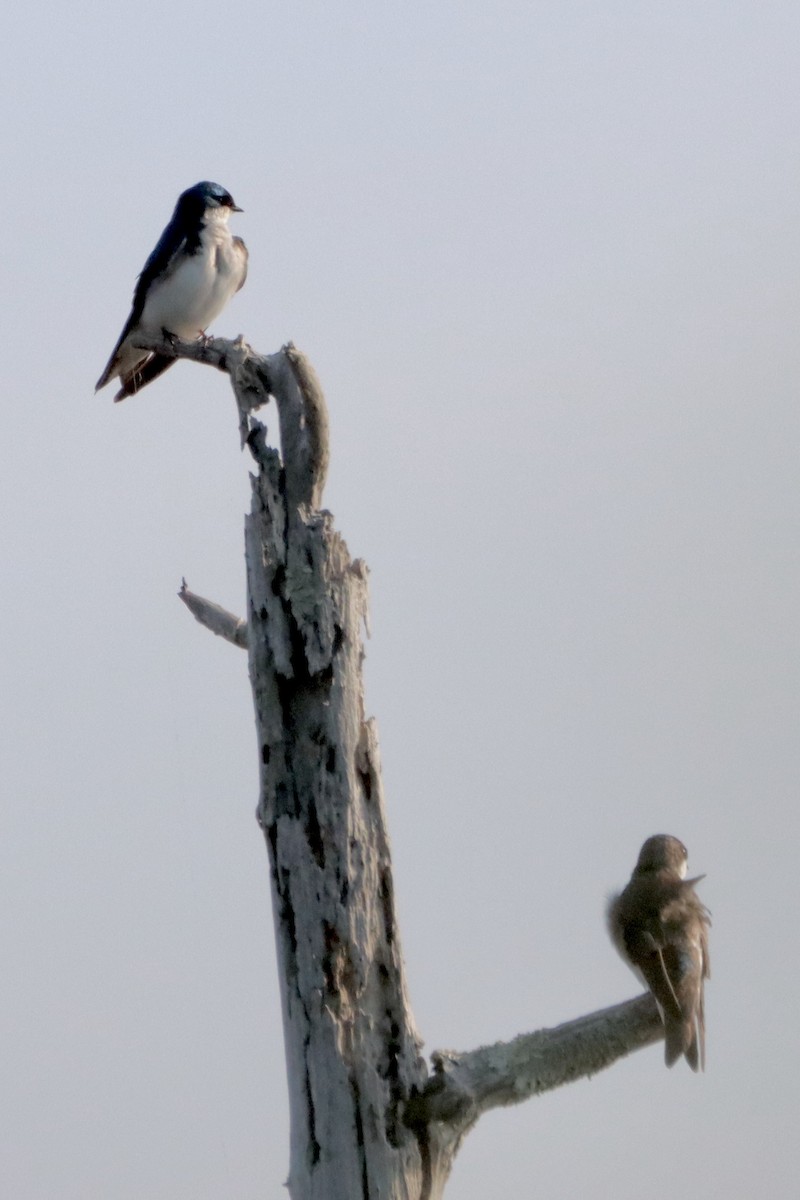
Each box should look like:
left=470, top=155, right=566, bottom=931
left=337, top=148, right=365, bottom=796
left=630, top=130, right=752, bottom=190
left=164, top=335, right=670, bottom=1198
left=245, top=397, right=429, bottom=1198
left=178, top=578, right=248, bottom=648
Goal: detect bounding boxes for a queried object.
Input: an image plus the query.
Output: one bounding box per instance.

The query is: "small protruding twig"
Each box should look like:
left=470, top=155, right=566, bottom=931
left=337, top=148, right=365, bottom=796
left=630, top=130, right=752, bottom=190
left=178, top=578, right=248, bottom=648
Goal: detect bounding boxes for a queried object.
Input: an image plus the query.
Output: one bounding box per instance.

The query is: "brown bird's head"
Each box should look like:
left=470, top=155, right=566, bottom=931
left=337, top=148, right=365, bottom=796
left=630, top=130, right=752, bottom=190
left=631, top=834, right=688, bottom=879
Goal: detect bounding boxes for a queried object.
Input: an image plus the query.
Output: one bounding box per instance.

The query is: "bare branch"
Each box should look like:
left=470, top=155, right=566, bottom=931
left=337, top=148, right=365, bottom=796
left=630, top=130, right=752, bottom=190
left=406, top=994, right=662, bottom=1133
left=132, top=331, right=276, bottom=445
left=178, top=578, right=248, bottom=648
left=133, top=333, right=329, bottom=506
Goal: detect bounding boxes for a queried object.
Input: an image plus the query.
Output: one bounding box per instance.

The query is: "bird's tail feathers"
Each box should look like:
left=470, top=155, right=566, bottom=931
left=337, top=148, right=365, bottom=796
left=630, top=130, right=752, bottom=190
left=114, top=353, right=176, bottom=401
left=664, top=1016, right=702, bottom=1071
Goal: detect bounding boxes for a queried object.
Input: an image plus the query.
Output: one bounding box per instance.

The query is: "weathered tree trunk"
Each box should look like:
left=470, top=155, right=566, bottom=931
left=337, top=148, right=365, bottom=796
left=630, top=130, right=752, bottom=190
left=159, top=333, right=665, bottom=1199
left=244, top=359, right=431, bottom=1198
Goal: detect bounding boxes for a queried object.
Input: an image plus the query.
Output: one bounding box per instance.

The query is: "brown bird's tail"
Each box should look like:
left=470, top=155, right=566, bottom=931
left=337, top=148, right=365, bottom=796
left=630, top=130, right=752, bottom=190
left=664, top=1014, right=701, bottom=1071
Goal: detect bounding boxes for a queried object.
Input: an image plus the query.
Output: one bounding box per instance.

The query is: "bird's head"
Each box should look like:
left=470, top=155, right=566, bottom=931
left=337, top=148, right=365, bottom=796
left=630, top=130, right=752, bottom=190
left=633, top=834, right=688, bottom=879
left=177, top=181, right=244, bottom=223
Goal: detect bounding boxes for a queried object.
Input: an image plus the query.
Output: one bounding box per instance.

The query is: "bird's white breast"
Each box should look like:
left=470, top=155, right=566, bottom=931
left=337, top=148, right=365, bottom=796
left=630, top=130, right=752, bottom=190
left=139, top=211, right=246, bottom=338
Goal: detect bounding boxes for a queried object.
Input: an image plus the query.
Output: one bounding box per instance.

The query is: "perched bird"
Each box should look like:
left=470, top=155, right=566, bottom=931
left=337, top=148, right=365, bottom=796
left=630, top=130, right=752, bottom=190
left=608, top=834, right=710, bottom=1070
left=96, top=181, right=248, bottom=401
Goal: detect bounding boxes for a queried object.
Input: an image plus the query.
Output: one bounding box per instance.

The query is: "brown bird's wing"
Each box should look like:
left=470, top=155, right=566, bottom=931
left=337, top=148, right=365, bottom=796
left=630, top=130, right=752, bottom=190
left=620, top=921, right=685, bottom=1023
left=660, top=886, right=711, bottom=1070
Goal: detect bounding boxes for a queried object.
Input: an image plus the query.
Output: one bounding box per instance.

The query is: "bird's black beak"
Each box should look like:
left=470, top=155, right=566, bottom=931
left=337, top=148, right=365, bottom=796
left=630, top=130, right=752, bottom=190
left=231, top=203, right=244, bottom=213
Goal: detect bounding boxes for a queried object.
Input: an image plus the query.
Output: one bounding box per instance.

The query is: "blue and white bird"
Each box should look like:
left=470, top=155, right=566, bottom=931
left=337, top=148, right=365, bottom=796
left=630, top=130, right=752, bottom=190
left=96, top=181, right=248, bottom=402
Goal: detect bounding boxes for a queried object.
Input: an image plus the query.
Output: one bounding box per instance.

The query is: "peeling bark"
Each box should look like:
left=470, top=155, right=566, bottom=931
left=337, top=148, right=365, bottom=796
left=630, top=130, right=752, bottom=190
left=244, top=394, right=429, bottom=1199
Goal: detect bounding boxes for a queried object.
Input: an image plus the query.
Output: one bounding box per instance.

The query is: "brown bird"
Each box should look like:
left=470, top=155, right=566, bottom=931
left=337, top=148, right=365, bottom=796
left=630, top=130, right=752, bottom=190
left=608, top=834, right=710, bottom=1070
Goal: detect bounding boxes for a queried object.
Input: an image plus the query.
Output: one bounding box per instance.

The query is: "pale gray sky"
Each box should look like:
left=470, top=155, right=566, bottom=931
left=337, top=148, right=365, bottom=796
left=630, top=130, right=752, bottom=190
left=2, top=2, right=799, bottom=1196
